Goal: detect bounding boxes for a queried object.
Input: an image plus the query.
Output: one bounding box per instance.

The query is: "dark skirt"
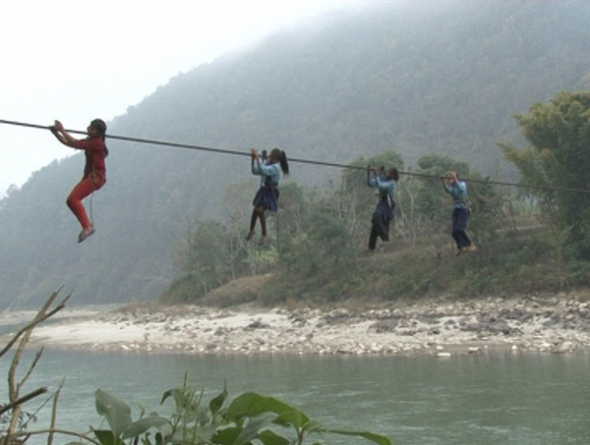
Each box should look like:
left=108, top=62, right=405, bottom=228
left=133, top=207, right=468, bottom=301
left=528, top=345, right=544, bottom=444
left=253, top=186, right=280, bottom=212
left=369, top=198, right=394, bottom=250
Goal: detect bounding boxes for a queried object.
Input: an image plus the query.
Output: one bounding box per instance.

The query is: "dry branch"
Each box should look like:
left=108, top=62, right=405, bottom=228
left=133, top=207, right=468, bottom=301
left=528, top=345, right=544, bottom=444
left=0, top=290, right=71, bottom=358
left=11, top=429, right=100, bottom=445
left=0, top=387, right=47, bottom=416
left=1, top=289, right=71, bottom=445
left=48, top=377, right=66, bottom=445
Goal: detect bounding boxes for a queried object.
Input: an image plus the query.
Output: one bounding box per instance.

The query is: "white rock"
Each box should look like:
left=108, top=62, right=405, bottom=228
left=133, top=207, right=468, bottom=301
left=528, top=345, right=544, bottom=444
left=437, top=352, right=452, bottom=358
left=553, top=340, right=576, bottom=354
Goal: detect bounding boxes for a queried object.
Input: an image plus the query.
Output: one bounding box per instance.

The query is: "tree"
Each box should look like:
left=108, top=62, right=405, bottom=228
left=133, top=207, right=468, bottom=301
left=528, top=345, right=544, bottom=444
left=501, top=91, right=590, bottom=259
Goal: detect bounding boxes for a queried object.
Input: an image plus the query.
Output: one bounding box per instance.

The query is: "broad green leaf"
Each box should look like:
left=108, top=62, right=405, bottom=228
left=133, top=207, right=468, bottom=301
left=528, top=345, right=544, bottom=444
left=303, top=420, right=325, bottom=434
left=226, top=392, right=310, bottom=427
left=326, top=429, right=392, bottom=445
left=273, top=410, right=303, bottom=429
left=235, top=415, right=275, bottom=445
left=258, top=429, right=291, bottom=445
left=211, top=426, right=241, bottom=444
left=93, top=430, right=125, bottom=445
left=210, top=381, right=229, bottom=417
left=122, top=415, right=171, bottom=440
left=95, top=389, right=133, bottom=437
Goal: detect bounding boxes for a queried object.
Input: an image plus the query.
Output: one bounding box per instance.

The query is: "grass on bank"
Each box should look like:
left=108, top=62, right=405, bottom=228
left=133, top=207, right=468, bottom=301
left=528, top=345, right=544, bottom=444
left=161, top=225, right=590, bottom=307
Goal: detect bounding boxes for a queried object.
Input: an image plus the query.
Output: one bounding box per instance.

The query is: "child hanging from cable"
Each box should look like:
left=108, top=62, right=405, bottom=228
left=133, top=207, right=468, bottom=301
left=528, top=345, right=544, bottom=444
left=441, top=170, right=476, bottom=256
left=366, top=165, right=398, bottom=251
left=246, top=147, right=289, bottom=246
left=50, top=119, right=108, bottom=243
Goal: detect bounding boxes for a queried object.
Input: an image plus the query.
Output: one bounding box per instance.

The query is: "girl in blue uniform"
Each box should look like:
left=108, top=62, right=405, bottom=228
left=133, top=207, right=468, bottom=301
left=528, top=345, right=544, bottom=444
left=441, top=171, right=476, bottom=255
left=246, top=147, right=289, bottom=245
left=367, top=166, right=398, bottom=251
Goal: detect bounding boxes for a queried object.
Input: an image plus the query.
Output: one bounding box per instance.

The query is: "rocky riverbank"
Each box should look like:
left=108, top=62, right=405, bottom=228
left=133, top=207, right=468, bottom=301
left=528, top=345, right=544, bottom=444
left=24, top=293, right=590, bottom=355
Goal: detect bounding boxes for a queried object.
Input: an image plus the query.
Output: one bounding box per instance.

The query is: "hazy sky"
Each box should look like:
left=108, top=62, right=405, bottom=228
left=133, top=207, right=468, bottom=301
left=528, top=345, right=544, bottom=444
left=0, top=0, right=363, bottom=196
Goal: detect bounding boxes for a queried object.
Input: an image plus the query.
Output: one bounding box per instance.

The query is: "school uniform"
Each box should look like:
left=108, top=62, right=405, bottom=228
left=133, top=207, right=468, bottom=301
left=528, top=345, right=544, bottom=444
left=367, top=176, right=396, bottom=250
left=252, top=159, right=281, bottom=211
left=444, top=181, right=472, bottom=250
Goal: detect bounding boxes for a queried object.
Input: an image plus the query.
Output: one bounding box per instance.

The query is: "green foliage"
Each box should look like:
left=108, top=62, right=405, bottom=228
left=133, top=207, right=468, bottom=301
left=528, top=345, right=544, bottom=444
left=163, top=148, right=590, bottom=304
left=160, top=273, right=204, bottom=304
left=92, top=379, right=391, bottom=445
left=95, top=389, right=134, bottom=437
left=502, top=91, right=590, bottom=259
left=2, top=1, right=590, bottom=308
left=343, top=151, right=405, bottom=190
left=414, top=154, right=469, bottom=220
left=93, top=389, right=171, bottom=445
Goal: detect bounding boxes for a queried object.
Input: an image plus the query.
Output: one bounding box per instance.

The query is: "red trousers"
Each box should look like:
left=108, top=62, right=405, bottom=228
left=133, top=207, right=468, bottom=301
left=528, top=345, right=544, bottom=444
left=66, top=174, right=105, bottom=229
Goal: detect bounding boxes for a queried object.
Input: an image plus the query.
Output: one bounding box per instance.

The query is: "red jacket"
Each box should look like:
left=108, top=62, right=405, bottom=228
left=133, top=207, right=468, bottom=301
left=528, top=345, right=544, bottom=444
left=71, top=138, right=107, bottom=179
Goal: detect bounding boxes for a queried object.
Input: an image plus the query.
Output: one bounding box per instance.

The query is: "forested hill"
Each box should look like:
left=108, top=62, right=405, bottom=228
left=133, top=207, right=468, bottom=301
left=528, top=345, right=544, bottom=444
left=1, top=0, right=589, bottom=308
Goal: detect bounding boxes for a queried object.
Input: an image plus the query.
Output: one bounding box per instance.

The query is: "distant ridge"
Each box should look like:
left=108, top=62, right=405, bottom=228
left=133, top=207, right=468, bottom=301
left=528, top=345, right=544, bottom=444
left=1, top=0, right=589, bottom=308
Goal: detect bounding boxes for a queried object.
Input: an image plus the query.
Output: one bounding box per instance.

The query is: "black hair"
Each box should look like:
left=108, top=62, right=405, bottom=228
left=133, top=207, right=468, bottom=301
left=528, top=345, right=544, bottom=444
left=389, top=167, right=399, bottom=182
left=91, top=118, right=109, bottom=157
left=270, top=147, right=289, bottom=175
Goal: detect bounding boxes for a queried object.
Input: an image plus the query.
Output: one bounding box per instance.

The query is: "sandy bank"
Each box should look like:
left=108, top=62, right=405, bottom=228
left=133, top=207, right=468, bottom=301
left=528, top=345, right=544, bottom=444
left=10, top=294, right=590, bottom=356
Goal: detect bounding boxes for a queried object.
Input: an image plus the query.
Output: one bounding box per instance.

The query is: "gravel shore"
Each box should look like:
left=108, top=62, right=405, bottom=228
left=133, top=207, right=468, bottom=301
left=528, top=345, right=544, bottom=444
left=20, top=293, right=590, bottom=356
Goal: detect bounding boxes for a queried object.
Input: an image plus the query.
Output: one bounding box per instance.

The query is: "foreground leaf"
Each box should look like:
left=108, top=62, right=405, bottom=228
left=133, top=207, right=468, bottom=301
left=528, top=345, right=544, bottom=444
left=226, top=392, right=310, bottom=428
left=258, top=429, right=291, bottom=445
left=234, top=414, right=275, bottom=444
left=93, top=430, right=125, bottom=445
left=273, top=410, right=303, bottom=430
left=210, top=381, right=229, bottom=417
left=326, top=428, right=392, bottom=445
left=122, top=415, right=172, bottom=440
left=211, top=426, right=241, bottom=444
left=95, top=389, right=133, bottom=437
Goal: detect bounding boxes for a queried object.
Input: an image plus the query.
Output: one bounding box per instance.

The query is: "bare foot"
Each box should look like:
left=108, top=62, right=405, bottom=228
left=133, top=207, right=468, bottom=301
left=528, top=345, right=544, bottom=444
left=245, top=230, right=255, bottom=241
left=258, top=235, right=268, bottom=246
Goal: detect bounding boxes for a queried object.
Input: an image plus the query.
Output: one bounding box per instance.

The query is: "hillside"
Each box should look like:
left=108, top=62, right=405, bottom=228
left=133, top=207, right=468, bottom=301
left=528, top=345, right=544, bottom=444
left=1, top=0, right=589, bottom=308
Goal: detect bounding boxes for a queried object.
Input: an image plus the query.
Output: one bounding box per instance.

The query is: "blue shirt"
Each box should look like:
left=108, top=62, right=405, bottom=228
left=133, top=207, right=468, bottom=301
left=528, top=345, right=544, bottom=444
left=444, top=181, right=467, bottom=208
left=367, top=176, right=396, bottom=200
left=252, top=159, right=281, bottom=187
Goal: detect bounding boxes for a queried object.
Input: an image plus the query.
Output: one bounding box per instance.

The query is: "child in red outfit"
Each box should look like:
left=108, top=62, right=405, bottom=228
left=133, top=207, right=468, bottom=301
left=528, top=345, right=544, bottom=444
left=50, top=119, right=108, bottom=243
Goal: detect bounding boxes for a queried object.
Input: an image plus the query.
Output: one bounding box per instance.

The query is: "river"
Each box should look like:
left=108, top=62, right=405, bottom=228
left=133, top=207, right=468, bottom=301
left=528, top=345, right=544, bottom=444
left=1, top=349, right=589, bottom=444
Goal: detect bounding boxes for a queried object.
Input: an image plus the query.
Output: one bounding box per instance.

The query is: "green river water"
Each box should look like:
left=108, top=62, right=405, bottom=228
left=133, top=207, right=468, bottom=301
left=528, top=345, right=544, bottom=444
left=2, top=350, right=589, bottom=444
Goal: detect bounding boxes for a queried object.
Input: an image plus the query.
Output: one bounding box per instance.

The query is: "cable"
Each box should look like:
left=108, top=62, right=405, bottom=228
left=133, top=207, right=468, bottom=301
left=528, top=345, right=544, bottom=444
left=2, top=118, right=590, bottom=195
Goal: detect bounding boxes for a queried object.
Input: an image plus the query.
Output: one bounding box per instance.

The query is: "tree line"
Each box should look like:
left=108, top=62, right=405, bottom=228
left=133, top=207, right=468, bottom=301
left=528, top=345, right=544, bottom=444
left=163, top=92, right=590, bottom=304
left=1, top=0, right=589, bottom=307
